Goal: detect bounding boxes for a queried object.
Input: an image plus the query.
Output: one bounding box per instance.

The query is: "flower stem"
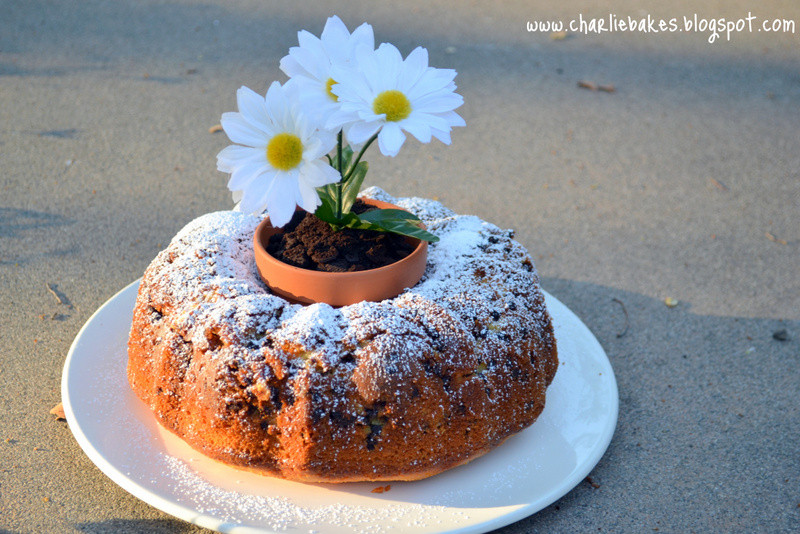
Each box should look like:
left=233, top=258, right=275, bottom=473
left=344, top=132, right=379, bottom=182
left=336, top=131, right=344, bottom=220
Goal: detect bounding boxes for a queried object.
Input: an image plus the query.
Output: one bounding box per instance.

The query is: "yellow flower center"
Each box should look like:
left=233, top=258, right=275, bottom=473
left=325, top=78, right=338, bottom=102
left=372, top=90, right=411, bottom=122
left=266, top=133, right=303, bottom=171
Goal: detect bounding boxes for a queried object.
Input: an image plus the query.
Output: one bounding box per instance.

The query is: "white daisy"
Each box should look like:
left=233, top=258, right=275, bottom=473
left=327, top=43, right=465, bottom=157
left=216, top=82, right=339, bottom=227
left=279, top=15, right=374, bottom=124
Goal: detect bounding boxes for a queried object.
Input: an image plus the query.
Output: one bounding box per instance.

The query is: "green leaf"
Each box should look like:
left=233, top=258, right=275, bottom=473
left=314, top=197, right=365, bottom=231
left=314, top=196, right=338, bottom=223
left=356, top=209, right=439, bottom=242
left=341, top=161, right=368, bottom=214
left=314, top=204, right=439, bottom=242
left=357, top=208, right=420, bottom=223
left=317, top=183, right=337, bottom=205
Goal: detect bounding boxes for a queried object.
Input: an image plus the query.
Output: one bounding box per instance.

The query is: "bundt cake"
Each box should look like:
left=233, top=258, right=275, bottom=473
left=127, top=187, right=558, bottom=482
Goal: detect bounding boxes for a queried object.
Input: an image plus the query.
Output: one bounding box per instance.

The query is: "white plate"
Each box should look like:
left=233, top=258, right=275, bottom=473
left=63, top=280, right=618, bottom=534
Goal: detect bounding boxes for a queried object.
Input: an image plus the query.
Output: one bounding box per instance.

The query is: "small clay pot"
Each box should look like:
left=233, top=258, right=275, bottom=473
left=253, top=199, right=428, bottom=306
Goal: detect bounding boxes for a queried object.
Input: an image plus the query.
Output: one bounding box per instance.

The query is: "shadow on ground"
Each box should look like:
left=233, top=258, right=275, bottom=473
left=0, top=207, right=73, bottom=239
left=74, top=519, right=201, bottom=533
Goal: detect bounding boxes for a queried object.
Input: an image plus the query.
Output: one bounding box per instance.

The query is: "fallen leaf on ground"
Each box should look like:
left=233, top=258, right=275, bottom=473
left=578, top=81, right=616, bottom=93
left=50, top=402, right=66, bottom=420
left=709, top=178, right=729, bottom=191
left=765, top=232, right=788, bottom=245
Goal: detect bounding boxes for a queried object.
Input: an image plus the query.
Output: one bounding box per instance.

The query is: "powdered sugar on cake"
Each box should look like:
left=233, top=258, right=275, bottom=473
left=142, top=188, right=549, bottom=369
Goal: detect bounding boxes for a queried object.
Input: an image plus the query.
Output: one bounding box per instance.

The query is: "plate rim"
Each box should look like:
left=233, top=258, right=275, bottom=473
left=62, top=280, right=618, bottom=534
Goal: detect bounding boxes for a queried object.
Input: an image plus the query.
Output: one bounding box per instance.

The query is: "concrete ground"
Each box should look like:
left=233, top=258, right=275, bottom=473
left=1, top=1, right=798, bottom=532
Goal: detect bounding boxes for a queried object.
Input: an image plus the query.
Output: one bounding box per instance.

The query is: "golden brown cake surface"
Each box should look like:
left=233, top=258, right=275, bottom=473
left=127, top=187, right=558, bottom=482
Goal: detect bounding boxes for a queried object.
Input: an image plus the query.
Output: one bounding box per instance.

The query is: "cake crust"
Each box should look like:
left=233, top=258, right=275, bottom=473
left=127, top=188, right=558, bottom=482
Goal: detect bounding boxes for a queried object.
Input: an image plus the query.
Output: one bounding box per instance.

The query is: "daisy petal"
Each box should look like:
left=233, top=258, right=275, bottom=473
left=296, top=187, right=321, bottom=214
left=412, top=92, right=463, bottom=114
left=357, top=48, right=383, bottom=93
left=220, top=112, right=268, bottom=147
left=320, top=16, right=349, bottom=52
left=296, top=31, right=327, bottom=70
left=378, top=122, right=406, bottom=157
left=265, top=81, right=293, bottom=129
left=399, top=47, right=429, bottom=92
left=401, top=119, right=432, bottom=143
left=439, top=110, right=466, bottom=128
left=346, top=119, right=381, bottom=145
left=238, top=170, right=274, bottom=214
left=330, top=65, right=373, bottom=104
left=279, top=54, right=303, bottom=78
left=430, top=127, right=452, bottom=145
left=228, top=160, right=269, bottom=191
left=349, top=23, right=375, bottom=54
left=407, top=69, right=458, bottom=101
left=296, top=43, right=328, bottom=80
left=300, top=159, right=341, bottom=188
left=302, top=131, right=336, bottom=160
left=373, top=43, right=403, bottom=89
left=296, top=166, right=328, bottom=212
left=235, top=87, right=271, bottom=131
left=409, top=111, right=450, bottom=132
left=353, top=43, right=375, bottom=72
left=265, top=173, right=299, bottom=227
left=325, top=107, right=358, bottom=130
left=216, top=144, right=264, bottom=173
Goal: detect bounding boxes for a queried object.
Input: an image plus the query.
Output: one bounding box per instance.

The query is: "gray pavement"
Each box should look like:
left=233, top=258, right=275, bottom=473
left=1, top=1, right=798, bottom=532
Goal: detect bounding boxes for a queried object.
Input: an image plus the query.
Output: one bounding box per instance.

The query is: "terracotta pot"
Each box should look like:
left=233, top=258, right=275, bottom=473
left=253, top=199, right=428, bottom=306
